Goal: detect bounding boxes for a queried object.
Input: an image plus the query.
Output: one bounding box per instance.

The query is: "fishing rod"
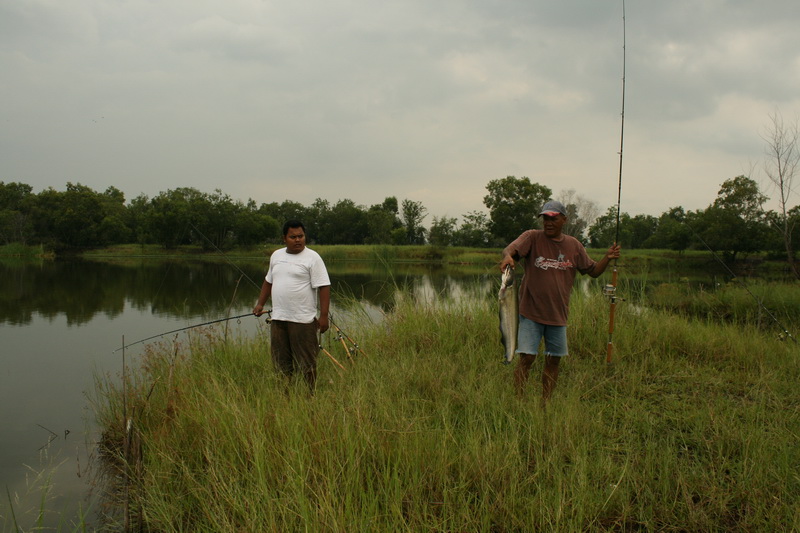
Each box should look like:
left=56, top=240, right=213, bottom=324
left=112, top=311, right=265, bottom=353
left=684, top=223, right=797, bottom=344
left=320, top=344, right=346, bottom=370
left=331, top=318, right=367, bottom=358
left=605, top=0, right=627, bottom=364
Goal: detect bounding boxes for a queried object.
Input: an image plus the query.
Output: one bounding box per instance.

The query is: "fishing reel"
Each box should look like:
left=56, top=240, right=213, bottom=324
left=603, top=284, right=626, bottom=303
left=603, top=284, right=617, bottom=298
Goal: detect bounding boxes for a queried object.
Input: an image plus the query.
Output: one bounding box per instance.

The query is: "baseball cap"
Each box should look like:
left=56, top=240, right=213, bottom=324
left=539, top=200, right=566, bottom=217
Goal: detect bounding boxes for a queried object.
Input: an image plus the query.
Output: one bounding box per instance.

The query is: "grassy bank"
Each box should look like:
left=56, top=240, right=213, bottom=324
left=0, top=243, right=54, bottom=259
left=93, top=288, right=799, bottom=531
left=648, top=279, right=800, bottom=332
left=79, top=244, right=797, bottom=277
left=79, top=243, right=501, bottom=265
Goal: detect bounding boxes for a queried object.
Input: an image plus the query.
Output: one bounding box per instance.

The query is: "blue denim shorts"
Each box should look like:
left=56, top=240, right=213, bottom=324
left=516, top=315, right=568, bottom=357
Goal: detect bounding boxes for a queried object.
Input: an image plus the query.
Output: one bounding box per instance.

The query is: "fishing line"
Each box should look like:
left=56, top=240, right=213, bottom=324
left=189, top=222, right=262, bottom=292
left=605, top=0, right=626, bottom=364
left=36, top=424, right=59, bottom=450
left=112, top=311, right=266, bottom=353
left=148, top=222, right=193, bottom=312
left=684, top=222, right=797, bottom=343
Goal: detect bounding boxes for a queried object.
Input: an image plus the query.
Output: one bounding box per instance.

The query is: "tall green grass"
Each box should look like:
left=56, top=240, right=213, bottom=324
left=93, top=288, right=800, bottom=531
left=648, top=279, right=800, bottom=334
left=1, top=453, right=92, bottom=532
left=0, top=243, right=52, bottom=260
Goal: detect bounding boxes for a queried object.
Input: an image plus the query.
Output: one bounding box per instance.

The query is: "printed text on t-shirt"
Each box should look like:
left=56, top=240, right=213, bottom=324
left=534, top=254, right=573, bottom=271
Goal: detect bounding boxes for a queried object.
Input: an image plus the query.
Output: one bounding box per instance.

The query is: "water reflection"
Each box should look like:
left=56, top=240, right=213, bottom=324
left=0, top=259, right=501, bottom=327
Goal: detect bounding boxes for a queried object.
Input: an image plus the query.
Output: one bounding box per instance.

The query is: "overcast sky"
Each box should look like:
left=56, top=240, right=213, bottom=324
left=2, top=0, right=799, bottom=223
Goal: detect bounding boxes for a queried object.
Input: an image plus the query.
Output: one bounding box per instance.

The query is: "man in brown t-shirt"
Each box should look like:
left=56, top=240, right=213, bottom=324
left=499, top=200, right=620, bottom=403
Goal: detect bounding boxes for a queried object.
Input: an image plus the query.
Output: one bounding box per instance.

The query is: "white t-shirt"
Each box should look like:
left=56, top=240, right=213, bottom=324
left=266, top=247, right=330, bottom=323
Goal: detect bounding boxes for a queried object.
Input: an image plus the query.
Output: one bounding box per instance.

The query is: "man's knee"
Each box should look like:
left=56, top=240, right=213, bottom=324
left=518, top=353, right=536, bottom=368
left=544, top=354, right=562, bottom=368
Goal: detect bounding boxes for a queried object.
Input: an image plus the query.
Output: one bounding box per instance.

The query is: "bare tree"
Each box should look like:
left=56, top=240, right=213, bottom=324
left=763, top=111, right=800, bottom=278
left=558, top=188, right=601, bottom=241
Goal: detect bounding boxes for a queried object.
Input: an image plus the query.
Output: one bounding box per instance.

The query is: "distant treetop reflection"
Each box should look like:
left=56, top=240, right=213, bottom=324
left=0, top=258, right=493, bottom=326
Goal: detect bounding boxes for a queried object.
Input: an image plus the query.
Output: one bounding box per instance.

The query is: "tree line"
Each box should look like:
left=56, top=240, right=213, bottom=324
left=0, top=174, right=797, bottom=268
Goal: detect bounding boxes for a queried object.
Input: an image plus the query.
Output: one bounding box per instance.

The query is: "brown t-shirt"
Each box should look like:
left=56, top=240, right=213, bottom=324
left=505, top=230, right=596, bottom=327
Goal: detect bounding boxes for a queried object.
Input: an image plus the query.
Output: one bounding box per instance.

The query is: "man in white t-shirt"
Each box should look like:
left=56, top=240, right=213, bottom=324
left=253, top=221, right=330, bottom=391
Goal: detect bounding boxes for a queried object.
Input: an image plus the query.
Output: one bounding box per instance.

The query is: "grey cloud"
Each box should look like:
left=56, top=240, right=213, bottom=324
left=1, top=0, right=799, bottom=219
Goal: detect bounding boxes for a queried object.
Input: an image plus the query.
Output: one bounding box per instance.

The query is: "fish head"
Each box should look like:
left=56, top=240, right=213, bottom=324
left=501, top=266, right=514, bottom=288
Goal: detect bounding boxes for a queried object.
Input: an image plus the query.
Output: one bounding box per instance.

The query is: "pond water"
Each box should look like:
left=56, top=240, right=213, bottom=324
left=0, top=253, right=754, bottom=529
left=0, top=256, right=502, bottom=530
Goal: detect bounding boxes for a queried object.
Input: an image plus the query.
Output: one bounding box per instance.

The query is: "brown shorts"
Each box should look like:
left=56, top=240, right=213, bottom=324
left=270, top=319, right=319, bottom=376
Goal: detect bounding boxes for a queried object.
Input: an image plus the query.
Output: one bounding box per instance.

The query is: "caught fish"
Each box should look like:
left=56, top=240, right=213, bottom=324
left=498, top=265, right=519, bottom=364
